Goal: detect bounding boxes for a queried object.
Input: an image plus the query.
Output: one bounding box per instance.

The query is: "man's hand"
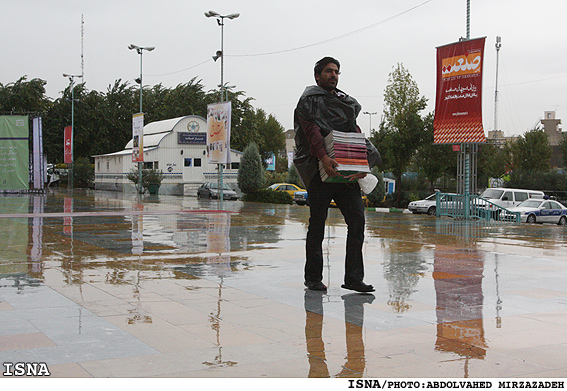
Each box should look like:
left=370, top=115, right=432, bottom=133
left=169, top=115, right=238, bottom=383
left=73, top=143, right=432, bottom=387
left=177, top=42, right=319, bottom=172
left=320, top=155, right=339, bottom=177
left=346, top=172, right=367, bottom=181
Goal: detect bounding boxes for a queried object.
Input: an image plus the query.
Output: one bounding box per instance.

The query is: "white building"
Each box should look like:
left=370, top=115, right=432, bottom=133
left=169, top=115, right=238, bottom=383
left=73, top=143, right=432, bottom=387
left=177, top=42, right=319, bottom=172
left=93, top=115, right=242, bottom=196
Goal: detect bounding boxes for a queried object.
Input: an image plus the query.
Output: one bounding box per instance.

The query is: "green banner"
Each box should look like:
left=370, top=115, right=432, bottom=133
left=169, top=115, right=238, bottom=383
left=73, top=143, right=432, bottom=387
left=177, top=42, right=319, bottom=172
left=0, top=116, right=29, bottom=190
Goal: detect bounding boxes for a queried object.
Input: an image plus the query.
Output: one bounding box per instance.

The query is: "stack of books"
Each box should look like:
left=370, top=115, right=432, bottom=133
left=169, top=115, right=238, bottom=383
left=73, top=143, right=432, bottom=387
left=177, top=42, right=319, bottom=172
left=319, top=130, right=370, bottom=183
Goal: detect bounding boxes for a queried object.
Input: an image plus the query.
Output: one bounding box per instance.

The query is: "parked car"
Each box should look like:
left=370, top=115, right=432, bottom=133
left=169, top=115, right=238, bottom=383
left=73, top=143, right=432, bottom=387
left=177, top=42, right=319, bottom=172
left=507, top=199, right=567, bottom=225
left=479, top=188, right=545, bottom=209
left=197, top=182, right=238, bottom=200
left=330, top=192, right=369, bottom=208
left=408, top=193, right=438, bottom=215
left=293, top=190, right=367, bottom=207
left=294, top=191, right=308, bottom=206
left=267, top=183, right=305, bottom=196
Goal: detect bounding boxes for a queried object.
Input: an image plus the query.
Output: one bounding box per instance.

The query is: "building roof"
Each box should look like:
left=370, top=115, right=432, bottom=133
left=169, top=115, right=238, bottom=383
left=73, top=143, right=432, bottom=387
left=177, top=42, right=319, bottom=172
left=92, top=115, right=205, bottom=158
left=143, top=116, right=188, bottom=135
left=92, top=147, right=157, bottom=158
left=125, top=132, right=169, bottom=149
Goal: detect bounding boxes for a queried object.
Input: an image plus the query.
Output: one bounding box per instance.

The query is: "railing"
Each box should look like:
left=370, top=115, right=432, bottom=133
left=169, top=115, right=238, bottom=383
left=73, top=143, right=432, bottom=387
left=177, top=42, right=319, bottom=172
left=436, top=193, right=520, bottom=222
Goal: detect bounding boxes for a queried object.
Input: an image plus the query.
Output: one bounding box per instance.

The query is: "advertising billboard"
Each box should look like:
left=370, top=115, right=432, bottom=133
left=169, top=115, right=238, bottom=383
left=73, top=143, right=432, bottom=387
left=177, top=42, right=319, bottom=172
left=132, top=113, right=144, bottom=163
left=206, top=102, right=231, bottom=164
left=0, top=116, right=29, bottom=190
left=434, top=37, right=487, bottom=144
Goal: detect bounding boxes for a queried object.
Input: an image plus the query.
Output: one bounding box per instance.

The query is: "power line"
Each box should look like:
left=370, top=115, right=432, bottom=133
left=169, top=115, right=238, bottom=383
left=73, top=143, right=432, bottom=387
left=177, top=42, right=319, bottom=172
left=146, top=58, right=213, bottom=77
left=145, top=1, right=434, bottom=77
left=229, top=0, right=433, bottom=57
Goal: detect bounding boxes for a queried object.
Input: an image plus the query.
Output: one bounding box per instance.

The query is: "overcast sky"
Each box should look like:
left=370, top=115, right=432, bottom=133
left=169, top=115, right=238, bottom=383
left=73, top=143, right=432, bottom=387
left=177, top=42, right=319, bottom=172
left=3, top=0, right=566, bottom=138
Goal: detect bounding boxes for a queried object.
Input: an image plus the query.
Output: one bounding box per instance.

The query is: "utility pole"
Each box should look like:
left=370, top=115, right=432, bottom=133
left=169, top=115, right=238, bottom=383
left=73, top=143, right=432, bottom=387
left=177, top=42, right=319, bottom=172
left=494, top=36, right=502, bottom=135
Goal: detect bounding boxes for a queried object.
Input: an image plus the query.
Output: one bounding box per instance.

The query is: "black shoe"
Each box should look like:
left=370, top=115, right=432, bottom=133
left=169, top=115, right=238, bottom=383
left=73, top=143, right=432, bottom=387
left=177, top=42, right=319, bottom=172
left=341, top=282, right=375, bottom=293
left=304, top=281, right=327, bottom=291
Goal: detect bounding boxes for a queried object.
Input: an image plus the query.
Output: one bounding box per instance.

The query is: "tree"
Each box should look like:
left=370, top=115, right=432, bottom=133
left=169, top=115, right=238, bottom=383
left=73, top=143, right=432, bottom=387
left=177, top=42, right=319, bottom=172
left=559, top=134, right=567, bottom=167
left=286, top=165, right=301, bottom=187
left=412, top=113, right=456, bottom=192
left=477, top=142, right=508, bottom=187
left=370, top=63, right=428, bottom=204
left=0, top=76, right=51, bottom=114
left=73, top=157, right=94, bottom=188
left=366, top=167, right=386, bottom=206
left=3, top=74, right=287, bottom=168
left=255, top=109, right=285, bottom=163
left=126, top=168, right=164, bottom=194
left=508, top=128, right=551, bottom=172
left=237, top=142, right=264, bottom=194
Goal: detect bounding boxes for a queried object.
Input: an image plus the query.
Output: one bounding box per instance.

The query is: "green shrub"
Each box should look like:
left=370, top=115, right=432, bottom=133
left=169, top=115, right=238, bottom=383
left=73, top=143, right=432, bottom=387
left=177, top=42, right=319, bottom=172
left=242, top=189, right=293, bottom=204
left=73, top=157, right=94, bottom=188
left=126, top=168, right=164, bottom=194
left=263, top=171, right=287, bottom=187
left=286, top=165, right=303, bottom=188
left=366, top=168, right=386, bottom=207
left=238, top=143, right=264, bottom=194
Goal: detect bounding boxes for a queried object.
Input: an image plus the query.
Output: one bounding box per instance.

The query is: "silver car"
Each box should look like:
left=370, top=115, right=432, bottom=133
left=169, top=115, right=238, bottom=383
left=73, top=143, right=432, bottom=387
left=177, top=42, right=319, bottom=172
left=197, top=182, right=238, bottom=200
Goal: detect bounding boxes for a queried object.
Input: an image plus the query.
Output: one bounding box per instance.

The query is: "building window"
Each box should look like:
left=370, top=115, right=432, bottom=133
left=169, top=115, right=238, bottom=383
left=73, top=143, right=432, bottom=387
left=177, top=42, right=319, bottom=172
left=184, top=158, right=192, bottom=167
left=231, top=162, right=240, bottom=170
left=194, top=158, right=202, bottom=167
left=106, top=161, right=109, bottom=170
left=143, top=162, right=154, bottom=169
left=154, top=161, right=159, bottom=170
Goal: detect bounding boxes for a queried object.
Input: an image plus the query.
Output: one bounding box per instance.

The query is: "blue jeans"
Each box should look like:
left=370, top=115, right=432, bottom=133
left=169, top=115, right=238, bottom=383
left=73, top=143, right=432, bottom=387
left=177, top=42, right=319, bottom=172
left=305, top=175, right=365, bottom=285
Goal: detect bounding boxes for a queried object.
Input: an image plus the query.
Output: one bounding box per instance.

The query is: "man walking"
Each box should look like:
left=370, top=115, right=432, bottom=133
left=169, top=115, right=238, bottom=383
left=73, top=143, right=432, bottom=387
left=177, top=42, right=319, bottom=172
left=294, top=57, right=376, bottom=293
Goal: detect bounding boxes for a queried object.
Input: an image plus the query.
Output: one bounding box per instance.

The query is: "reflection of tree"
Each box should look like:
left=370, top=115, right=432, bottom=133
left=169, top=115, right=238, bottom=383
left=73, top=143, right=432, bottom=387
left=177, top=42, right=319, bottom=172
left=434, top=247, right=487, bottom=377
left=383, top=252, right=427, bottom=313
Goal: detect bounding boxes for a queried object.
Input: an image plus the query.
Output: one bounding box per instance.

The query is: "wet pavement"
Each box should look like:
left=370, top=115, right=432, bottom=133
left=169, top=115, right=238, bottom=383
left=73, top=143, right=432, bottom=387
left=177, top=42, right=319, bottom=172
left=1, top=188, right=567, bottom=378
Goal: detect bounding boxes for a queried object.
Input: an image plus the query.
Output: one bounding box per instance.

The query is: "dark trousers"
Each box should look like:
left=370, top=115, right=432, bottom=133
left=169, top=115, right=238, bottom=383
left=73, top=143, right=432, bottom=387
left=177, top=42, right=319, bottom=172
left=305, top=175, right=365, bottom=285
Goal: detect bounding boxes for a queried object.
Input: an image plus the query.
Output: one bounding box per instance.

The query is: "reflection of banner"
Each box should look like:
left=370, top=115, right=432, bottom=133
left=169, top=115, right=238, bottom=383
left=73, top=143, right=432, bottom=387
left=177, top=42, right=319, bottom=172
left=64, top=126, right=73, bottom=164
left=206, top=102, right=231, bottom=164
left=434, top=37, right=486, bottom=144
left=131, top=203, right=144, bottom=255
left=207, top=213, right=231, bottom=254
left=132, top=113, right=144, bottom=163
left=0, top=116, right=29, bottom=190
left=0, top=197, right=29, bottom=273
left=433, top=247, right=487, bottom=358
left=63, top=197, right=73, bottom=235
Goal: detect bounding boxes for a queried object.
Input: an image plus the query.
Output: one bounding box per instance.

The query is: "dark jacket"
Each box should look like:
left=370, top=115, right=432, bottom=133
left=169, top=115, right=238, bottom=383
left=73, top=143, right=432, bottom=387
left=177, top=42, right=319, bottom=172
left=293, top=85, right=380, bottom=188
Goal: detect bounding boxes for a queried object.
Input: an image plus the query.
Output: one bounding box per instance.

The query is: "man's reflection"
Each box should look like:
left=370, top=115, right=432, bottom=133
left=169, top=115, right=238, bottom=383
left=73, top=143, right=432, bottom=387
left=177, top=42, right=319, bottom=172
left=304, top=291, right=374, bottom=378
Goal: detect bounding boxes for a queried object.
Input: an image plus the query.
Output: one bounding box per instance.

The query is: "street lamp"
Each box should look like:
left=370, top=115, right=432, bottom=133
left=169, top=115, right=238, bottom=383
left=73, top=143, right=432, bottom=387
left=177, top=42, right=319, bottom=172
left=128, top=44, right=155, bottom=194
left=363, top=111, right=377, bottom=136
left=128, top=44, right=155, bottom=112
left=205, top=10, right=239, bottom=208
left=204, top=10, right=239, bottom=101
left=63, top=73, right=82, bottom=190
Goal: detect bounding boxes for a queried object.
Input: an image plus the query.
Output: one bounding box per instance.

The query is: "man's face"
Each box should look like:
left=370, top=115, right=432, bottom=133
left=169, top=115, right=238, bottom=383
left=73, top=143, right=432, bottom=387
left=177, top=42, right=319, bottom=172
left=316, top=62, right=339, bottom=91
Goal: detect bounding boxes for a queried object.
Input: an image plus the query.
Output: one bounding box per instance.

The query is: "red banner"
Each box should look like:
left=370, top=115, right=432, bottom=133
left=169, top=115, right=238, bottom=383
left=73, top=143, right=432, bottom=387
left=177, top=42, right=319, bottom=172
left=64, top=126, right=73, bottom=163
left=434, top=37, right=486, bottom=144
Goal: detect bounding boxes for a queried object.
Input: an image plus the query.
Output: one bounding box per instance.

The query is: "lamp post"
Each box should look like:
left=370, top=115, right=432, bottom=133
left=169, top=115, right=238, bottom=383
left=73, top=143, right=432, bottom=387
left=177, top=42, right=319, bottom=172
left=205, top=10, right=239, bottom=209
left=128, top=44, right=155, bottom=194
left=363, top=111, right=377, bottom=136
left=63, top=73, right=82, bottom=190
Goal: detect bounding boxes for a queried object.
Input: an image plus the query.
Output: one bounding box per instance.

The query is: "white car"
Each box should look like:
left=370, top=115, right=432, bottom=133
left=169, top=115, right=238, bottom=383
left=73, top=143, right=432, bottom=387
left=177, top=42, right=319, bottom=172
left=507, top=199, right=567, bottom=225
left=408, top=193, right=442, bottom=215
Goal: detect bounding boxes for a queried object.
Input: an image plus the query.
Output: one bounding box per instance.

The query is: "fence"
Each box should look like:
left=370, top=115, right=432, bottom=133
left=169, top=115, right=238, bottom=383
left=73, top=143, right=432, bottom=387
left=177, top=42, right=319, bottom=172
left=436, top=192, right=520, bottom=222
